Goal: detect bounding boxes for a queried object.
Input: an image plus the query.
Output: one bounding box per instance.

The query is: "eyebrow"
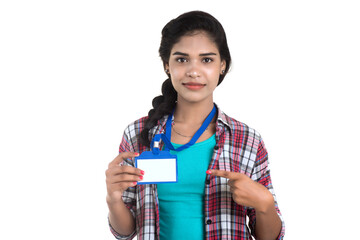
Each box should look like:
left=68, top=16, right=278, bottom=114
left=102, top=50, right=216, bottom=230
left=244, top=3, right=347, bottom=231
left=172, top=51, right=217, bottom=56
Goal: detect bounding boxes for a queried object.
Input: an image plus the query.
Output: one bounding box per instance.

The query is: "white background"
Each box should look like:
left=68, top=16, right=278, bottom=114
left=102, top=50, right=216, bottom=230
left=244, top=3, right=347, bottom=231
left=1, top=1, right=359, bottom=239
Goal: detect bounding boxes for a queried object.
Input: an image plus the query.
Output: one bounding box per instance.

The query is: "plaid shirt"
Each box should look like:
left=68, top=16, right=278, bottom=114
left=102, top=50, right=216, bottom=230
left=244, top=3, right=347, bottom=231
left=109, top=105, right=285, bottom=239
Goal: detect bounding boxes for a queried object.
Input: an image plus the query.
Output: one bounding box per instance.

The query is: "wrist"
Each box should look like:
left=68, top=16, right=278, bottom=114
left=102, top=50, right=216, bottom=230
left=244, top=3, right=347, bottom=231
left=106, top=193, right=124, bottom=205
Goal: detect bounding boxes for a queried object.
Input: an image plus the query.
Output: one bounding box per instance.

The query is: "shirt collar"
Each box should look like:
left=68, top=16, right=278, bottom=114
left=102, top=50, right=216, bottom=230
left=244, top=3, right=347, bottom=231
left=153, top=103, right=232, bottom=136
left=214, top=103, right=231, bottom=132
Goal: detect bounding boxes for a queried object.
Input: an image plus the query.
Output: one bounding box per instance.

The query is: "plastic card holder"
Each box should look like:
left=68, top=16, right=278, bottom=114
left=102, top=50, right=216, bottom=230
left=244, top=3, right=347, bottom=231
left=135, top=150, right=177, bottom=184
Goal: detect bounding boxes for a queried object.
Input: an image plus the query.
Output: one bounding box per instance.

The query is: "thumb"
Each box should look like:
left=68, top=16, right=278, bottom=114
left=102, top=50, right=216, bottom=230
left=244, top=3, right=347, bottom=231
left=109, top=152, right=139, bottom=167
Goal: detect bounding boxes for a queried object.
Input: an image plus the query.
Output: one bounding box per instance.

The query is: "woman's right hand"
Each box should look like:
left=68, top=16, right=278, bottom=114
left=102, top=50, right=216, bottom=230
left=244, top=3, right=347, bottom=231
left=105, top=152, right=144, bottom=204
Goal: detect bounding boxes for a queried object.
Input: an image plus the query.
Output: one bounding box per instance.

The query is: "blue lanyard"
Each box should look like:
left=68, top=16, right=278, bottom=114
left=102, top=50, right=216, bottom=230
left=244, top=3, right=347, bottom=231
left=151, top=104, right=217, bottom=153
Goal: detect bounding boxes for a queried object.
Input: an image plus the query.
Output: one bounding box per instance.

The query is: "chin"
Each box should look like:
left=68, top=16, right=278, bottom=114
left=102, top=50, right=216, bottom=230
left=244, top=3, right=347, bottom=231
left=178, top=94, right=213, bottom=105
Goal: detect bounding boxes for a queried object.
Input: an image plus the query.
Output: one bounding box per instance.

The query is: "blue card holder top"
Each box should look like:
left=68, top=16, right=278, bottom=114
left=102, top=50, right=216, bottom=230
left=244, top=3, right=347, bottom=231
left=135, top=150, right=178, bottom=185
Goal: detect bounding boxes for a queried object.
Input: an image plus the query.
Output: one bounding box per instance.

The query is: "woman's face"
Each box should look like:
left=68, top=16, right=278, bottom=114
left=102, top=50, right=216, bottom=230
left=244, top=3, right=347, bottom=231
left=166, top=31, right=226, bottom=105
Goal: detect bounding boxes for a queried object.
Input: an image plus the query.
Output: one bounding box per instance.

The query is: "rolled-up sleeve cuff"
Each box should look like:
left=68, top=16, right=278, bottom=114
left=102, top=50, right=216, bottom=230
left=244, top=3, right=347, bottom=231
left=275, top=212, right=285, bottom=240
left=108, top=216, right=136, bottom=240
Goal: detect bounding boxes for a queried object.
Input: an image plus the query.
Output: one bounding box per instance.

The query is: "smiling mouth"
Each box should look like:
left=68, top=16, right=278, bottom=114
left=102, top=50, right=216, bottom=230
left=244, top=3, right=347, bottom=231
left=182, top=82, right=206, bottom=90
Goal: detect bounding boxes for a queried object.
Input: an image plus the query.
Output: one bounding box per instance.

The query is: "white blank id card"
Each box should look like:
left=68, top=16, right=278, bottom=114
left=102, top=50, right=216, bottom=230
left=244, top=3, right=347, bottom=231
left=135, top=157, right=177, bottom=184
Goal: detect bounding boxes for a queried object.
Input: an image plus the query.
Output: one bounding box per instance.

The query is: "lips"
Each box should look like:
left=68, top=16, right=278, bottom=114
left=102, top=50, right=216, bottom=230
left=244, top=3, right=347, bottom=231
left=182, top=82, right=206, bottom=90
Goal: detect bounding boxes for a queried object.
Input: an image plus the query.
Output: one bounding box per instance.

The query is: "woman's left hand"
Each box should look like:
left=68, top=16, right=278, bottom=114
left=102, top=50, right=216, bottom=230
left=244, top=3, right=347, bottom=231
left=207, top=169, right=274, bottom=213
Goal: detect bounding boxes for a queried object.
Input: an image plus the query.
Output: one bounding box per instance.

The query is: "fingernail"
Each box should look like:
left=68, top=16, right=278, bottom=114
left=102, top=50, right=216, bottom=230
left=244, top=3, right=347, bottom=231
left=206, top=170, right=212, bottom=174
left=135, top=153, right=140, bottom=156
left=133, top=182, right=137, bottom=185
left=139, top=176, right=143, bottom=180
left=140, top=170, right=145, bottom=175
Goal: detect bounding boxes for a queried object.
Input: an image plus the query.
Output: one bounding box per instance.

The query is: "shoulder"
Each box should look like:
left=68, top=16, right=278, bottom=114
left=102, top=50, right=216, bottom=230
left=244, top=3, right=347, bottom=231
left=119, top=116, right=149, bottom=153
left=123, top=116, right=149, bottom=138
left=121, top=115, right=169, bottom=152
left=122, top=114, right=169, bottom=142
left=218, top=108, right=262, bottom=140
left=217, top=108, right=263, bottom=150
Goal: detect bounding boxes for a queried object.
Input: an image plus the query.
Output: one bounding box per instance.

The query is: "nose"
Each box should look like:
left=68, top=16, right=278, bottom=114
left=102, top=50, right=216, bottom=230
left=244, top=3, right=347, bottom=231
left=186, top=62, right=200, bottom=78
left=186, top=71, right=200, bottom=78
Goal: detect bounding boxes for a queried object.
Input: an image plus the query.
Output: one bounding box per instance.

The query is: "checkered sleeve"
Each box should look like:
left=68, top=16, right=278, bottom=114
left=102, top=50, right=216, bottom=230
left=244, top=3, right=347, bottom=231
left=119, top=125, right=137, bottom=213
left=108, top=125, right=137, bottom=239
left=247, top=136, right=285, bottom=239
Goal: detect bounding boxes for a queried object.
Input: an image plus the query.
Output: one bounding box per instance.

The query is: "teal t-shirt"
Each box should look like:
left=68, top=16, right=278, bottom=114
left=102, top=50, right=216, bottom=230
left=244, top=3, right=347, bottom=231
left=157, top=134, right=216, bottom=239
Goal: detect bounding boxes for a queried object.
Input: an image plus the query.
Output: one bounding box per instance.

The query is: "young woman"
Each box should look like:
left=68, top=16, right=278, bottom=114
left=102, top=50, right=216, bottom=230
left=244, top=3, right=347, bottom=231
left=105, top=11, right=285, bottom=240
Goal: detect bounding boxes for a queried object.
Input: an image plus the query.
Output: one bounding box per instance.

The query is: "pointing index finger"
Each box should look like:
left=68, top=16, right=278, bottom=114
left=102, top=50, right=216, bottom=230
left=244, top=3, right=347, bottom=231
left=206, top=169, right=239, bottom=180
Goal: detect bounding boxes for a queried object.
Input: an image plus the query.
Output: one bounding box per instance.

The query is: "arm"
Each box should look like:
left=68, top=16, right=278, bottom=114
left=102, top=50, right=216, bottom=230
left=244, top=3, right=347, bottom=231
left=207, top=169, right=281, bottom=239
left=252, top=186, right=282, bottom=240
left=105, top=152, right=144, bottom=237
left=107, top=196, right=136, bottom=236
left=249, top=137, right=284, bottom=239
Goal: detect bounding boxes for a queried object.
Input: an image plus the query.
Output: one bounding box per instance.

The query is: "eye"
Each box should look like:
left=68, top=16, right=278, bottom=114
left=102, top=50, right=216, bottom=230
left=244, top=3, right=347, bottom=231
left=176, top=58, right=188, bottom=63
left=202, top=58, right=213, bottom=63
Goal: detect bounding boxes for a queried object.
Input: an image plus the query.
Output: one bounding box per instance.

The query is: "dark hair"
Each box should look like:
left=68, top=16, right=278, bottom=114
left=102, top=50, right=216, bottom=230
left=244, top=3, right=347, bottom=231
left=140, top=11, right=232, bottom=147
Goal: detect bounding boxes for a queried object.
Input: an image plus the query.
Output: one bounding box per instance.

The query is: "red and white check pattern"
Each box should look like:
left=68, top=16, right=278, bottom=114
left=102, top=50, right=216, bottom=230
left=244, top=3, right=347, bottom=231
left=109, top=104, right=285, bottom=240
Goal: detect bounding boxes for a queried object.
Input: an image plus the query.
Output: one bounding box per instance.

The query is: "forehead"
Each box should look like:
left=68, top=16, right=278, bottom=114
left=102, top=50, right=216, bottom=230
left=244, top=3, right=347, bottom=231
left=170, top=32, right=219, bottom=55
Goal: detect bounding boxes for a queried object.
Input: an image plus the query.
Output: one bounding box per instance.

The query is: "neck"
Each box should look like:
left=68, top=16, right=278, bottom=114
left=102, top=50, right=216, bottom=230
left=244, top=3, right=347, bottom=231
left=173, top=99, right=215, bottom=125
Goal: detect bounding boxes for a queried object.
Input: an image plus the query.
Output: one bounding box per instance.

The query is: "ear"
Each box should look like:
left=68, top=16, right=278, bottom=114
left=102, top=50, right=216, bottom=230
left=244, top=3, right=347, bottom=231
left=220, top=60, right=226, bottom=74
left=164, top=63, right=170, bottom=75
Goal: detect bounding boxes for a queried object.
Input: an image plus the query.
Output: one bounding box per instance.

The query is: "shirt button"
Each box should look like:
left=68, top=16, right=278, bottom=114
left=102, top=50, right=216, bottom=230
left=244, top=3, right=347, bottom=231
left=214, top=145, right=219, bottom=150
left=206, top=219, right=212, bottom=225
left=205, top=179, right=210, bottom=185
